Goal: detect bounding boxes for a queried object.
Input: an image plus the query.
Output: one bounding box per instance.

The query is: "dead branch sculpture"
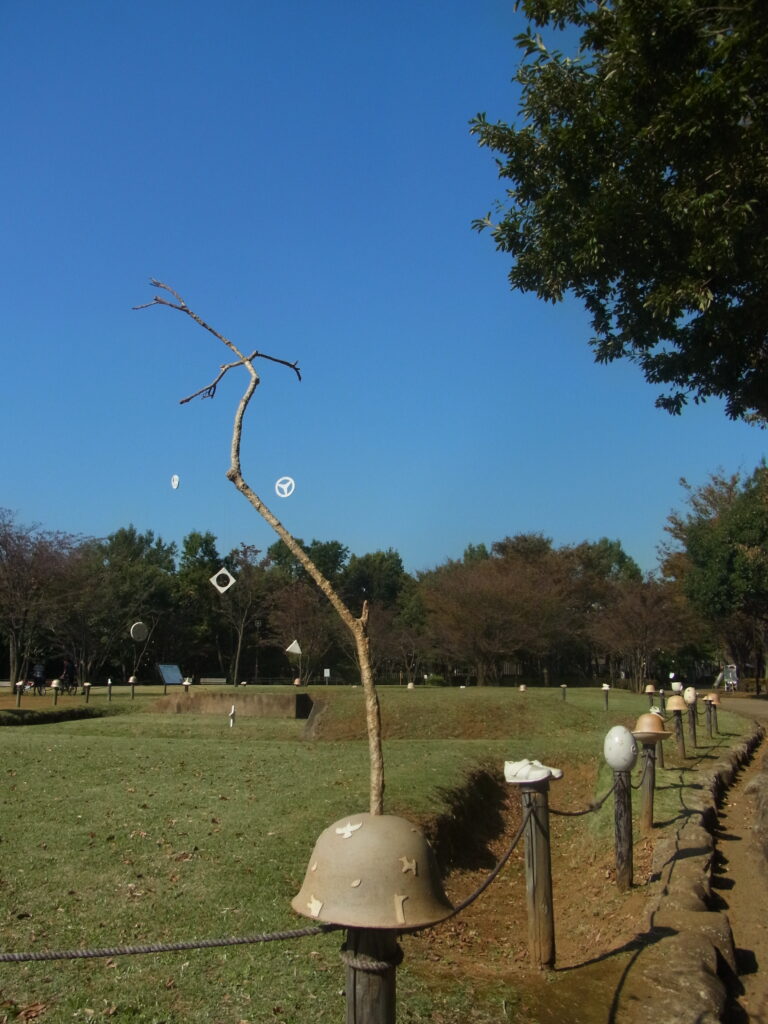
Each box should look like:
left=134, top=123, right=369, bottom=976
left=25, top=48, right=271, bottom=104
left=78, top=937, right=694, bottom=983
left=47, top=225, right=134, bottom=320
left=135, top=280, right=385, bottom=814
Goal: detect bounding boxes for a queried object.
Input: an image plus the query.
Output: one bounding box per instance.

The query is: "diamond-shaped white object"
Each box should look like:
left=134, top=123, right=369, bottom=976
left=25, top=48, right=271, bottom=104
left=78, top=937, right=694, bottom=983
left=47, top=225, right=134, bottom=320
left=210, top=567, right=236, bottom=593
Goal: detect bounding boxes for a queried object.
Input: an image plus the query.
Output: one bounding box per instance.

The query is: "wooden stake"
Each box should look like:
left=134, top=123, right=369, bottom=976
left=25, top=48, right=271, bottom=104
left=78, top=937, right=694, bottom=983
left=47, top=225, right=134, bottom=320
left=343, top=928, right=400, bottom=1024
left=687, top=705, right=697, bottom=747
left=521, top=780, right=556, bottom=969
left=613, top=769, right=633, bottom=892
left=639, top=744, right=656, bottom=835
left=672, top=710, right=686, bottom=759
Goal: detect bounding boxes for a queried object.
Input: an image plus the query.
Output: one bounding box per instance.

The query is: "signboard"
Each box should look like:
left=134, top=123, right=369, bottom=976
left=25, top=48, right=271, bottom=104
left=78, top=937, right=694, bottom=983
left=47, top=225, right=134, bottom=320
left=158, top=664, right=184, bottom=686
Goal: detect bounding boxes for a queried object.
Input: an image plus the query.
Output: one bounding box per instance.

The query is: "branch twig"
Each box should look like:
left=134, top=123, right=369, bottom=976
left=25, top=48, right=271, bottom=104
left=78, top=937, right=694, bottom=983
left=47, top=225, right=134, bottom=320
left=135, top=280, right=384, bottom=815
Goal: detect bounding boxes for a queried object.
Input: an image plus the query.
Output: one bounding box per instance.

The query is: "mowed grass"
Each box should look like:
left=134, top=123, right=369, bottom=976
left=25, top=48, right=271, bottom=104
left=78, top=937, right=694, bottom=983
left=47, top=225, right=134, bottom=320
left=0, top=686, right=751, bottom=1023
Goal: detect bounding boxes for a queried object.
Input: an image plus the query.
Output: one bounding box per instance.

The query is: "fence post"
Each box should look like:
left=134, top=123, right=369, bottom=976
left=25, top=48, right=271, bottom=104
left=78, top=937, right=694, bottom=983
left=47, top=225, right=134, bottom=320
left=604, top=726, right=637, bottom=893
left=632, top=713, right=669, bottom=835
left=684, top=688, right=698, bottom=747
left=666, top=697, right=687, bottom=758
left=703, top=698, right=713, bottom=739
left=343, top=928, right=400, bottom=1024
left=51, top=680, right=60, bottom=706
left=638, top=744, right=656, bottom=834
left=709, top=694, right=721, bottom=734
left=602, top=684, right=610, bottom=711
left=83, top=682, right=91, bottom=704
left=15, top=682, right=23, bottom=708
left=523, top=780, right=555, bottom=968
left=505, top=760, right=561, bottom=970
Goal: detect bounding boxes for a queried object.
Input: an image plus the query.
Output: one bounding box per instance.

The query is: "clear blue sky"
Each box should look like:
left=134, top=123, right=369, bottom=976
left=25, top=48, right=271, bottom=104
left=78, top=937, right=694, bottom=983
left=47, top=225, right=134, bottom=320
left=1, top=1, right=764, bottom=575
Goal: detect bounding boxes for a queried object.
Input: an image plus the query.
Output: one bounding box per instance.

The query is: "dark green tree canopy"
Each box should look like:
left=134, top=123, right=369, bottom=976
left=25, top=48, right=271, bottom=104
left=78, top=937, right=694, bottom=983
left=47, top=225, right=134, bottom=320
left=471, top=0, right=768, bottom=421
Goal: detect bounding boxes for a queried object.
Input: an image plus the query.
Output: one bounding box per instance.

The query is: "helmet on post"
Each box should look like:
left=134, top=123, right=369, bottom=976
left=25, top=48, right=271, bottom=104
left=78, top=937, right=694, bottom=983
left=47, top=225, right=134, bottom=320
left=291, top=813, right=453, bottom=930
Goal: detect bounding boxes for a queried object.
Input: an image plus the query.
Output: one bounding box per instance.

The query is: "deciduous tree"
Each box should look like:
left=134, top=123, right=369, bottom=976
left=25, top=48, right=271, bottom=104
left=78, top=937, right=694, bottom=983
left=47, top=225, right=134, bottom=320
left=471, top=0, right=768, bottom=420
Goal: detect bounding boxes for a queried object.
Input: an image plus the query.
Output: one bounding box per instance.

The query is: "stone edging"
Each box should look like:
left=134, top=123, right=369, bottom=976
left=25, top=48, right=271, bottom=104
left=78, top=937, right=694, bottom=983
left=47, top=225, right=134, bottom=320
left=617, top=724, right=765, bottom=1024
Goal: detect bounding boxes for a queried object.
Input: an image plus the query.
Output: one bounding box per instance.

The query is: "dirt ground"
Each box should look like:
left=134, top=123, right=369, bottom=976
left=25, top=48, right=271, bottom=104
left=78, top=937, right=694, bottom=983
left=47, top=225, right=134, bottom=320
left=406, top=701, right=768, bottom=1024
left=406, top=762, right=657, bottom=1024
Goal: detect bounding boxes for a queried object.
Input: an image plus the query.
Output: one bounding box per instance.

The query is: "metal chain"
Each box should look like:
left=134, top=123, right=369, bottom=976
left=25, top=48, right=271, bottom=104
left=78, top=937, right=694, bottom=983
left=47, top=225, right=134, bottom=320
left=0, top=924, right=340, bottom=964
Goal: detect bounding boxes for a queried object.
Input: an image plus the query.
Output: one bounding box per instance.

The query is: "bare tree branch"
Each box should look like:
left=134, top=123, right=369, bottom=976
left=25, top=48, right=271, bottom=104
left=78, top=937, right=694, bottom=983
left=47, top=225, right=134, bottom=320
left=135, top=281, right=384, bottom=815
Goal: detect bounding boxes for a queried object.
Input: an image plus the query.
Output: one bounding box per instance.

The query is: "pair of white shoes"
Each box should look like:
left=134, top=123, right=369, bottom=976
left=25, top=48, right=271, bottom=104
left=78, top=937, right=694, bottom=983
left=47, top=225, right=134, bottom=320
left=504, top=758, right=564, bottom=783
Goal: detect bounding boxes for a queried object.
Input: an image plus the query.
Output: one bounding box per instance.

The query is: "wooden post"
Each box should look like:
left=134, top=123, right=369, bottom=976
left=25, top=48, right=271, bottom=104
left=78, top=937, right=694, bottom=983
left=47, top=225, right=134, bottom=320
left=672, top=710, right=686, bottom=759
left=613, top=769, right=633, bottom=892
left=52, top=685, right=59, bottom=707
left=603, top=689, right=609, bottom=711
left=704, top=700, right=713, bottom=739
left=638, top=744, right=656, bottom=835
left=343, top=927, right=400, bottom=1024
left=561, top=685, right=567, bottom=701
left=658, top=690, right=666, bottom=712
left=131, top=681, right=136, bottom=700
left=713, top=704, right=719, bottom=734
left=656, top=735, right=665, bottom=769
left=15, top=684, right=22, bottom=708
left=687, top=705, right=697, bottom=748
left=521, top=780, right=556, bottom=969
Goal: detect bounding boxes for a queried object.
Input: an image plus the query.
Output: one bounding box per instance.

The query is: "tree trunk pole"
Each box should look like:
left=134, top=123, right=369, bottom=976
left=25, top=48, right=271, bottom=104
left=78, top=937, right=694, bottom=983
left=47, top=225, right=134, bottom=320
left=672, top=710, right=686, bottom=759
left=613, top=769, right=633, bottom=892
left=656, top=736, right=665, bottom=769
left=713, top=705, right=719, bottom=734
left=603, top=689, right=609, bottom=711
left=521, top=780, right=556, bottom=969
left=704, top=701, right=713, bottom=739
left=639, top=744, right=656, bottom=835
left=687, top=705, right=697, bottom=748
left=15, top=685, right=22, bottom=708
left=343, top=928, right=400, bottom=1024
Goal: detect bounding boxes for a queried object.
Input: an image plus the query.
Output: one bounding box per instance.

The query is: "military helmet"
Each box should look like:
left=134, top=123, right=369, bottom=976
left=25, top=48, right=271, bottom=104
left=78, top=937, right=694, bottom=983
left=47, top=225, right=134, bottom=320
left=291, top=813, right=453, bottom=930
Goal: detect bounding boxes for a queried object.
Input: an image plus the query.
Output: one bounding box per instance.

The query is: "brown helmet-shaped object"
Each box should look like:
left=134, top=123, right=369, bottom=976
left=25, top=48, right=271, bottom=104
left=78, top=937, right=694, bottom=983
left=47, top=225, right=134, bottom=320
left=291, top=813, right=453, bottom=930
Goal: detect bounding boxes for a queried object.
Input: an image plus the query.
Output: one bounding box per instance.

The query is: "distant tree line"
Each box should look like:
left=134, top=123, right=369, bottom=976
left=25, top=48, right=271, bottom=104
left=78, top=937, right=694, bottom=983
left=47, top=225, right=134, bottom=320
left=1, top=464, right=765, bottom=691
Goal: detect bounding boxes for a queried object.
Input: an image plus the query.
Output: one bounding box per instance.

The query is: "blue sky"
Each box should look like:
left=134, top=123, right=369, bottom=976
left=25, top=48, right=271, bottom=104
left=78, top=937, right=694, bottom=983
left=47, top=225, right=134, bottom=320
left=1, top=1, right=764, bottom=576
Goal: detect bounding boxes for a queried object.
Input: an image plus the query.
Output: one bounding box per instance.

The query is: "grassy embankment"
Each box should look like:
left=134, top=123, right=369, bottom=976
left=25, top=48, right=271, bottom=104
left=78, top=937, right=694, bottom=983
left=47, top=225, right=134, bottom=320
left=0, top=685, right=749, bottom=1023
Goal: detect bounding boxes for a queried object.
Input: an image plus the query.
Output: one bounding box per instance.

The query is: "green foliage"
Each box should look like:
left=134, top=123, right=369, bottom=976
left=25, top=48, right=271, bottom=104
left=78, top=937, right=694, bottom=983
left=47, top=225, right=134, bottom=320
left=471, top=0, right=768, bottom=421
left=341, top=548, right=407, bottom=612
left=671, top=465, right=768, bottom=621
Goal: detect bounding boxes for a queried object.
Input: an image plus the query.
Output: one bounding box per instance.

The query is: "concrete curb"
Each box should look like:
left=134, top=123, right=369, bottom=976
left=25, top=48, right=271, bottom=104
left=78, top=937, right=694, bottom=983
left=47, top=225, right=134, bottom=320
left=617, top=724, right=765, bottom=1023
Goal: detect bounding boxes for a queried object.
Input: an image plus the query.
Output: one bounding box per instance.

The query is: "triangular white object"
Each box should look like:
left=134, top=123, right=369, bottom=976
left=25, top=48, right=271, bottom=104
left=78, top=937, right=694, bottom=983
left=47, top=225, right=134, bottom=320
left=285, top=640, right=302, bottom=656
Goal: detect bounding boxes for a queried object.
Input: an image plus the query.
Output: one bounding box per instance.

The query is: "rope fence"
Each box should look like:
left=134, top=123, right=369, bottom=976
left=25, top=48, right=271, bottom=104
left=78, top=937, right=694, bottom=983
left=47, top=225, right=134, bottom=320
left=0, top=808, right=535, bottom=964
left=549, top=778, right=618, bottom=817
left=0, top=924, right=339, bottom=965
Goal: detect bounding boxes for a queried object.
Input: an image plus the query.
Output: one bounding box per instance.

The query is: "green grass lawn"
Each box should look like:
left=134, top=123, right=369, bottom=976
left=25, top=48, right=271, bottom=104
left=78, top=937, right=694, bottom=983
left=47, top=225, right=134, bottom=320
left=0, top=686, right=750, bottom=1023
